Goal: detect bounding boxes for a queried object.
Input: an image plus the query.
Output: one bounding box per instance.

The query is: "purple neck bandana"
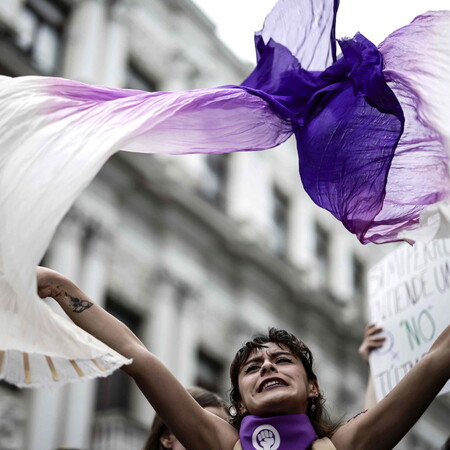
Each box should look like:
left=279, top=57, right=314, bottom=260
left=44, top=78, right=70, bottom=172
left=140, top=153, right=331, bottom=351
left=239, top=414, right=318, bottom=450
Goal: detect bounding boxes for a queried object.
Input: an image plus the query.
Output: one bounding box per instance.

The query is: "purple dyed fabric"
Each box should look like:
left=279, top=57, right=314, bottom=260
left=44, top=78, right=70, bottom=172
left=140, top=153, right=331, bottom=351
left=0, top=76, right=295, bottom=388
left=1, top=0, right=450, bottom=388
left=239, top=1, right=450, bottom=244
left=240, top=2, right=405, bottom=243
left=294, top=36, right=404, bottom=242
left=367, top=11, right=450, bottom=243
left=255, top=0, right=339, bottom=71
left=239, top=414, right=317, bottom=450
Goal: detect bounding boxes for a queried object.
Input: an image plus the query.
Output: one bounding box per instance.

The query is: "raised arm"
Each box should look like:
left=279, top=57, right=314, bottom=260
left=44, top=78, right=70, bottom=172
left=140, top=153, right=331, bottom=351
left=358, top=323, right=386, bottom=409
left=332, top=324, right=450, bottom=450
left=37, top=267, right=238, bottom=450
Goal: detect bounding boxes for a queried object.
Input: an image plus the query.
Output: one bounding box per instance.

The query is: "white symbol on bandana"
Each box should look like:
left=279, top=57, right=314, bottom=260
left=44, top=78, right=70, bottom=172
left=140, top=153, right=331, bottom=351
left=252, top=424, right=281, bottom=450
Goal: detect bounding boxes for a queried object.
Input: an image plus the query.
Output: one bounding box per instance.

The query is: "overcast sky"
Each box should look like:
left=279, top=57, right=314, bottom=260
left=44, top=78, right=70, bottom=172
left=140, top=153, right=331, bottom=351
left=192, top=0, right=450, bottom=64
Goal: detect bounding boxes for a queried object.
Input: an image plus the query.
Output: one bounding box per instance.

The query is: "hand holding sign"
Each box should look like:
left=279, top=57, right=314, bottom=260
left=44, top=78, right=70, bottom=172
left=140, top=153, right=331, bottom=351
left=358, top=323, right=386, bottom=362
left=368, top=239, right=450, bottom=401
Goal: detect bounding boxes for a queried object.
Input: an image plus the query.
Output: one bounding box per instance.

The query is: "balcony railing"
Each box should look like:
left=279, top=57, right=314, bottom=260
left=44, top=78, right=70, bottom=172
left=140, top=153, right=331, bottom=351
left=91, top=410, right=148, bottom=450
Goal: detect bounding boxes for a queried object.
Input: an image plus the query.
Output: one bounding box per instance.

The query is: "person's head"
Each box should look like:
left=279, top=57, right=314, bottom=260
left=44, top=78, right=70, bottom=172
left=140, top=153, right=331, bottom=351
left=144, top=386, right=228, bottom=450
left=229, top=327, right=339, bottom=438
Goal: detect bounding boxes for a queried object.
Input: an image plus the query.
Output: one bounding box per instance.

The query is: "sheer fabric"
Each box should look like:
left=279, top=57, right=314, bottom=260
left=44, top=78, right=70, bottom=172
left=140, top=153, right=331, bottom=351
left=0, top=0, right=449, bottom=386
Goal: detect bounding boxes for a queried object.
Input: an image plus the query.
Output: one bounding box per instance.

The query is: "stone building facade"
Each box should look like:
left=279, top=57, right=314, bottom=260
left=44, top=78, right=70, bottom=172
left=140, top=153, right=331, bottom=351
left=0, top=1, right=448, bottom=449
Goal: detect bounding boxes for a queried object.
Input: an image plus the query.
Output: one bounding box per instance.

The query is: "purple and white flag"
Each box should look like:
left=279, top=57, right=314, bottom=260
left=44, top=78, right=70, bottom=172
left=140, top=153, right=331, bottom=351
left=0, top=0, right=449, bottom=386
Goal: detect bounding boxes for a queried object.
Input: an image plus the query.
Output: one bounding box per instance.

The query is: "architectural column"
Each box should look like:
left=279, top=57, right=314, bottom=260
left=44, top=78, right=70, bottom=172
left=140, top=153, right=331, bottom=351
left=0, top=0, right=24, bottom=30
left=147, top=270, right=180, bottom=370
left=102, top=2, right=129, bottom=87
left=288, top=192, right=314, bottom=270
left=62, top=0, right=107, bottom=83
left=160, top=51, right=195, bottom=91
left=329, top=233, right=352, bottom=301
left=227, top=152, right=271, bottom=243
left=177, top=292, right=199, bottom=387
left=61, top=226, right=113, bottom=449
left=0, top=386, right=26, bottom=450
left=132, top=269, right=180, bottom=425
left=26, top=212, right=85, bottom=450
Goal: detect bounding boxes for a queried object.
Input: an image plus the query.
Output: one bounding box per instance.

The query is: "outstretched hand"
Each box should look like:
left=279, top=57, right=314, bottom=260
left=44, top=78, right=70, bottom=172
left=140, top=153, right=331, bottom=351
left=358, top=323, right=386, bottom=363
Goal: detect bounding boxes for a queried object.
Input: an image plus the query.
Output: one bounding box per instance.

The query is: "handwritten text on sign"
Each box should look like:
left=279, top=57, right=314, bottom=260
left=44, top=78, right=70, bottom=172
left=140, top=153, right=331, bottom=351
left=368, top=239, right=450, bottom=401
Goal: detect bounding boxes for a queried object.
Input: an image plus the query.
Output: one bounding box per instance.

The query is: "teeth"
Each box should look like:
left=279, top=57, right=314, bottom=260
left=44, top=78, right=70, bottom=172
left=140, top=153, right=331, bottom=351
left=263, top=381, right=283, bottom=390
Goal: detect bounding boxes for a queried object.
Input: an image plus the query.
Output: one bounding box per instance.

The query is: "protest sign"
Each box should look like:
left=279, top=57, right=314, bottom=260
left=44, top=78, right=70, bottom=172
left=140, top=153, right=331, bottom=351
left=368, top=239, right=450, bottom=401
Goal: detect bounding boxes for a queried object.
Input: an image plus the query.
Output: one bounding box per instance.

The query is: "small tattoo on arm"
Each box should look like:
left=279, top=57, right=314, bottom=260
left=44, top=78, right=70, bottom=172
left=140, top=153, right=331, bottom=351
left=68, top=295, right=93, bottom=313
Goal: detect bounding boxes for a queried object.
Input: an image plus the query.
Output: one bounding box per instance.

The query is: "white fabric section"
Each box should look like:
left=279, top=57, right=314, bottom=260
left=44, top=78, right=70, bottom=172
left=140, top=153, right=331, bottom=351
left=257, top=0, right=337, bottom=70
left=0, top=75, right=291, bottom=387
left=378, top=11, right=450, bottom=243
left=0, top=349, right=127, bottom=389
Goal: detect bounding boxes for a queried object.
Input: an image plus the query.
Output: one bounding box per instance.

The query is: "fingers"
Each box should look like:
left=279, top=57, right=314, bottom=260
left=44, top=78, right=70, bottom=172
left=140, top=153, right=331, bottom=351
left=365, top=322, right=383, bottom=337
left=359, top=323, right=386, bottom=362
left=364, top=324, right=386, bottom=348
left=366, top=335, right=386, bottom=349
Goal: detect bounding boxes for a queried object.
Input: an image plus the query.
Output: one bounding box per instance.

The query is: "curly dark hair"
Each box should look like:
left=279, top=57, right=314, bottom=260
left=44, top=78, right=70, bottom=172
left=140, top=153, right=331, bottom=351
left=228, top=328, right=340, bottom=438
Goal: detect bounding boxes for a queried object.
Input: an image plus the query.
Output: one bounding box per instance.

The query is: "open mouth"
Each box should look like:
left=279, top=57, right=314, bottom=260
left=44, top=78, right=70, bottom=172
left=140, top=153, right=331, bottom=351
left=259, top=378, right=288, bottom=392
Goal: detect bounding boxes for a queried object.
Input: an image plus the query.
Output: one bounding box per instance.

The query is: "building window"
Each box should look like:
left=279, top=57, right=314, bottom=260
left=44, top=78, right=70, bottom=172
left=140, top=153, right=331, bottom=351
left=126, top=61, right=158, bottom=91
left=14, top=0, right=68, bottom=74
left=195, top=349, right=224, bottom=394
left=272, top=187, right=289, bottom=257
left=315, top=223, right=330, bottom=286
left=201, top=154, right=228, bottom=210
left=352, top=255, right=365, bottom=297
left=96, top=297, right=142, bottom=413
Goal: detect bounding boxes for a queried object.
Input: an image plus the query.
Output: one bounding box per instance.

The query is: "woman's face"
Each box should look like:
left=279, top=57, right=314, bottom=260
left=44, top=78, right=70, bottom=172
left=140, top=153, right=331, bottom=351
left=237, top=342, right=318, bottom=417
left=162, top=406, right=228, bottom=450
